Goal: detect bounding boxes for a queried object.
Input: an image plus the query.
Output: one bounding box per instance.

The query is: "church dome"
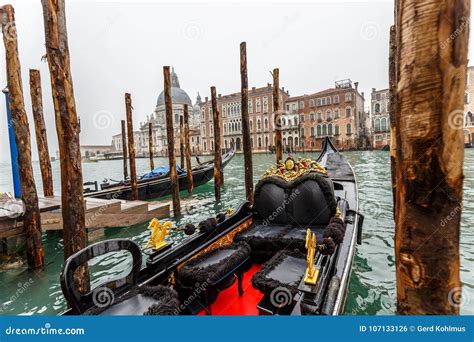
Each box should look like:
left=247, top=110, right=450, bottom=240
left=156, top=68, right=192, bottom=107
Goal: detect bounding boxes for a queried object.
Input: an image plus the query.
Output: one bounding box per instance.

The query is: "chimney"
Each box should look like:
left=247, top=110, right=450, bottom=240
left=252, top=86, right=256, bottom=91
left=205, top=96, right=208, bottom=102
left=354, top=82, right=359, bottom=90
left=372, top=87, right=376, bottom=93
left=218, top=94, right=221, bottom=98
left=282, top=87, right=285, bottom=92
left=361, top=92, right=365, bottom=99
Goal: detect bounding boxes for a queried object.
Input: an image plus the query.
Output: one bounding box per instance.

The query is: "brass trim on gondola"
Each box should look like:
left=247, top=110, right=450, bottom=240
left=176, top=218, right=253, bottom=270
left=263, top=157, right=328, bottom=181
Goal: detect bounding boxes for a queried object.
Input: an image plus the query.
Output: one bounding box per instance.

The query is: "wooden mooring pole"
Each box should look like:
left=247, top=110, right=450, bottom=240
left=148, top=122, right=154, bottom=171
left=121, top=120, right=128, bottom=180
left=183, top=104, right=194, bottom=193
left=273, top=68, right=282, bottom=162
left=29, top=69, right=53, bottom=197
left=41, top=0, right=89, bottom=289
left=164, top=66, right=181, bottom=215
left=389, top=25, right=397, bottom=218
left=211, top=86, right=222, bottom=201
left=240, top=42, right=254, bottom=204
left=125, top=93, right=138, bottom=200
left=393, top=0, right=469, bottom=314
left=179, top=116, right=185, bottom=169
left=1, top=5, right=44, bottom=269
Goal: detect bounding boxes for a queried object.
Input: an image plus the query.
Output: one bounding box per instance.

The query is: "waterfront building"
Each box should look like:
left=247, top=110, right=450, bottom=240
left=198, top=84, right=290, bottom=153
left=371, top=88, right=391, bottom=149
left=464, top=66, right=474, bottom=146
left=80, top=144, right=113, bottom=159
left=293, top=79, right=366, bottom=151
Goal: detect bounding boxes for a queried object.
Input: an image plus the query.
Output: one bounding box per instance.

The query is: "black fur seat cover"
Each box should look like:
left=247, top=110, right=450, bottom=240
left=85, top=285, right=179, bottom=316
left=252, top=249, right=306, bottom=297
left=236, top=173, right=336, bottom=261
left=177, top=241, right=251, bottom=287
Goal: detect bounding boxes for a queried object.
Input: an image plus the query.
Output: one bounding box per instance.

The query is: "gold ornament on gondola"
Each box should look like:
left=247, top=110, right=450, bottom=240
left=263, top=157, right=327, bottom=181
left=144, top=219, right=172, bottom=250
left=304, top=228, right=319, bottom=285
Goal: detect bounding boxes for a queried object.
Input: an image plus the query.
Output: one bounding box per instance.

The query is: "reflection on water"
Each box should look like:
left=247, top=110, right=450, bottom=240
left=0, top=150, right=472, bottom=315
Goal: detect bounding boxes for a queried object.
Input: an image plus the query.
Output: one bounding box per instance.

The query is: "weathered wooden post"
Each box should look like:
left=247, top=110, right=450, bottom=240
left=29, top=69, right=53, bottom=197
left=183, top=104, right=194, bottom=193
left=125, top=93, right=138, bottom=200
left=393, top=0, right=469, bottom=314
left=179, top=116, right=185, bottom=169
left=240, top=42, right=254, bottom=204
left=164, top=66, right=181, bottom=215
left=211, top=86, right=222, bottom=201
left=121, top=119, right=128, bottom=180
left=389, top=25, right=397, bottom=217
left=42, top=0, right=89, bottom=289
left=148, top=122, right=154, bottom=171
left=273, top=68, right=282, bottom=162
left=1, top=5, right=44, bottom=269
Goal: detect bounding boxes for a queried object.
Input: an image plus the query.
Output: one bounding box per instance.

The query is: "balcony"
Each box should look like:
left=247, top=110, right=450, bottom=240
left=317, top=118, right=323, bottom=123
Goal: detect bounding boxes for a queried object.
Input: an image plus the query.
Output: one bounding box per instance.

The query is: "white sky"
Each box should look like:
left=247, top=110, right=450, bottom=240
left=0, top=0, right=473, bottom=162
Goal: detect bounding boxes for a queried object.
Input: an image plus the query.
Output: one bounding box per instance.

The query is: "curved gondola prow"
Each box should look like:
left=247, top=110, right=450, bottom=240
left=317, top=137, right=339, bottom=165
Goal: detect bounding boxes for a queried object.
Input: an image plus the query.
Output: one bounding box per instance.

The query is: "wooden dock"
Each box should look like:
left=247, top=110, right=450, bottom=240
left=0, top=194, right=170, bottom=239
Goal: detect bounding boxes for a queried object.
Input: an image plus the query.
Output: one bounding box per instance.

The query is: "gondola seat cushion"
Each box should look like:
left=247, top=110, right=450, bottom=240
left=86, top=285, right=180, bottom=316
left=252, top=250, right=307, bottom=298
left=177, top=241, right=251, bottom=287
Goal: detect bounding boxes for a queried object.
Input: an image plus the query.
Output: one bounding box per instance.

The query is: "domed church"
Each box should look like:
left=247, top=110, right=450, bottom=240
left=138, top=68, right=202, bottom=156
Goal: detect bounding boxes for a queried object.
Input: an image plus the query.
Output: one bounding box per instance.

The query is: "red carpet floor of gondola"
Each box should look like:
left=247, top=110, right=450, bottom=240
left=198, top=264, right=263, bottom=315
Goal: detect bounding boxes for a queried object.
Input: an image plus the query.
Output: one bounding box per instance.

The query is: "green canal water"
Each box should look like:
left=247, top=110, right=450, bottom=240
left=0, top=150, right=473, bottom=315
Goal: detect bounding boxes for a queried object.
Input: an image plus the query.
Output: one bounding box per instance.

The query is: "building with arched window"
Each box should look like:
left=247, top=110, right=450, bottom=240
left=371, top=88, right=391, bottom=149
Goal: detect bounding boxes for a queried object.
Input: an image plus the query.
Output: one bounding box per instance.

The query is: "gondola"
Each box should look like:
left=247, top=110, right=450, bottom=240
left=83, top=147, right=235, bottom=201
left=60, top=137, right=363, bottom=316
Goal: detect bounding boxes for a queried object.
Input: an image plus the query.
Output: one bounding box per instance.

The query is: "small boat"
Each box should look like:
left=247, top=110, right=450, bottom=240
left=83, top=147, right=235, bottom=201
left=60, top=137, right=363, bottom=315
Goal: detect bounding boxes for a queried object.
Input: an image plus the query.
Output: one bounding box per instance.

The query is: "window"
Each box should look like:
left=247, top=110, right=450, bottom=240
left=326, top=96, right=331, bottom=105
left=317, top=111, right=322, bottom=121
left=375, top=103, right=381, bottom=113
left=375, top=118, right=381, bottom=132
left=224, top=123, right=227, bottom=133
left=264, top=118, right=269, bottom=130
left=346, top=123, right=352, bottom=135
left=322, top=97, right=326, bottom=106
left=317, top=98, right=322, bottom=106
left=326, top=110, right=331, bottom=121
left=310, top=112, right=315, bottom=121
left=322, top=124, right=327, bottom=136
left=263, top=96, right=268, bottom=113
left=311, top=126, right=316, bottom=137
left=376, top=93, right=381, bottom=101
left=346, top=107, right=352, bottom=117
left=328, top=123, right=333, bottom=136
left=300, top=114, right=305, bottom=122
left=310, top=99, right=315, bottom=107
left=250, top=119, right=253, bottom=132
left=300, top=128, right=305, bottom=137
left=345, top=93, right=352, bottom=101
left=292, top=103, right=296, bottom=111
left=317, top=125, right=321, bottom=137
left=286, top=104, right=290, bottom=110
left=381, top=118, right=388, bottom=131
left=293, top=117, right=298, bottom=126
left=203, top=141, right=207, bottom=151
left=299, top=101, right=304, bottom=109
left=249, top=100, right=253, bottom=113
left=256, top=98, right=261, bottom=112
left=251, top=137, right=254, bottom=148
left=265, top=136, right=269, bottom=147
left=257, top=119, right=261, bottom=130
left=335, top=124, right=340, bottom=135
left=334, top=95, right=339, bottom=104
left=258, top=137, right=262, bottom=148
left=334, top=109, right=339, bottom=119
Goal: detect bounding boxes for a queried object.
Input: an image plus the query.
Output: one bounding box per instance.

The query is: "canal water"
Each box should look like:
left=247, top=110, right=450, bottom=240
left=0, top=150, right=473, bottom=315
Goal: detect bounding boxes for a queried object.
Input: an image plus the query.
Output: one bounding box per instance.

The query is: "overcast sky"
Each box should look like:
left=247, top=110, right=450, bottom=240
left=0, top=0, right=473, bottom=163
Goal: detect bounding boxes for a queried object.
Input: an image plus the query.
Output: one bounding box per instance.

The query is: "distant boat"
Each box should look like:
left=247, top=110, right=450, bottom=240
left=84, top=147, right=235, bottom=201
